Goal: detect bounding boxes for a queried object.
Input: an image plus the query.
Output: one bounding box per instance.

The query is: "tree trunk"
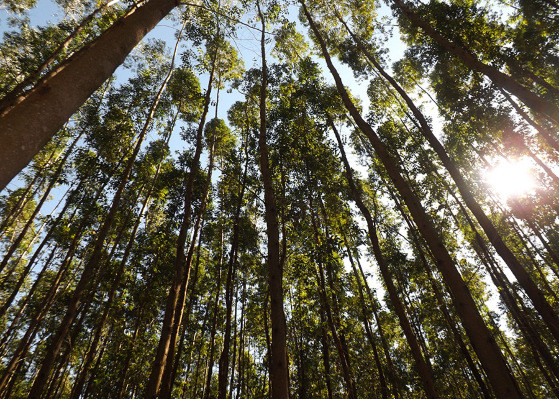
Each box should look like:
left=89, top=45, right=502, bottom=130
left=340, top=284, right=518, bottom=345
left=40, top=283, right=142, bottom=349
left=0, top=0, right=179, bottom=190
left=27, top=49, right=172, bottom=395
left=339, top=16, right=559, bottom=345
left=0, top=0, right=125, bottom=109
left=0, top=223, right=87, bottom=393
left=341, top=231, right=389, bottom=399
left=329, top=115, right=438, bottom=398
left=202, top=238, right=224, bottom=399
left=217, top=136, right=249, bottom=399
left=144, top=27, right=220, bottom=392
left=386, top=184, right=493, bottom=398
left=350, top=238, right=402, bottom=398
left=257, top=2, right=289, bottom=398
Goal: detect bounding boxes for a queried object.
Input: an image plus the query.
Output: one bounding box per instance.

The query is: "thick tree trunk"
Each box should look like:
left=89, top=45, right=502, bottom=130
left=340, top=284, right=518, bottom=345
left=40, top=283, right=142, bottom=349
left=0, top=0, right=179, bottom=190
left=301, top=4, right=523, bottom=397
left=0, top=0, right=124, bottom=110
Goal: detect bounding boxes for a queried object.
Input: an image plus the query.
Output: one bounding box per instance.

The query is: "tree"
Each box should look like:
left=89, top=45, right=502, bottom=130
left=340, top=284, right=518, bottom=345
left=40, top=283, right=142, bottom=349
left=1, top=0, right=558, bottom=397
left=0, top=0, right=180, bottom=190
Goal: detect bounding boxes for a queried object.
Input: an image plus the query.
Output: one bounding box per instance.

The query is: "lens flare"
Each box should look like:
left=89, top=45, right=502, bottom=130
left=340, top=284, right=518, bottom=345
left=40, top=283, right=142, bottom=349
left=485, top=158, right=536, bottom=200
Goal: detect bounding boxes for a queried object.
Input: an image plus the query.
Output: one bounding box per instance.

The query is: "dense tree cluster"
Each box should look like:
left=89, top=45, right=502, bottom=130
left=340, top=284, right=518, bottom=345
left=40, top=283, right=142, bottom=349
left=0, top=0, right=558, bottom=397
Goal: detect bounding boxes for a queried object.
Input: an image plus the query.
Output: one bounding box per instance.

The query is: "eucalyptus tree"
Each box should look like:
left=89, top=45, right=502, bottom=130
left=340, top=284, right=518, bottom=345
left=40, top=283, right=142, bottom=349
left=253, top=1, right=291, bottom=396
left=216, top=99, right=257, bottom=399
left=1, top=0, right=558, bottom=398
left=389, top=0, right=559, bottom=126
left=0, top=0, right=184, bottom=190
left=332, top=5, right=559, bottom=349
left=17, top=35, right=182, bottom=396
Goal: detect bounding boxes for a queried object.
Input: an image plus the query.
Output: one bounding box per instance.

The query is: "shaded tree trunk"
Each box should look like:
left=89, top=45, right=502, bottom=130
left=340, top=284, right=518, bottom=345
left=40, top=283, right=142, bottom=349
left=257, top=2, right=289, bottom=397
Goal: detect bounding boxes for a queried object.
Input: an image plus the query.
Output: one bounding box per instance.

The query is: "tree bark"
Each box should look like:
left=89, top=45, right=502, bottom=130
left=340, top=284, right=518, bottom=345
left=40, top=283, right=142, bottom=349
left=0, top=0, right=179, bottom=190
left=257, top=2, right=289, bottom=398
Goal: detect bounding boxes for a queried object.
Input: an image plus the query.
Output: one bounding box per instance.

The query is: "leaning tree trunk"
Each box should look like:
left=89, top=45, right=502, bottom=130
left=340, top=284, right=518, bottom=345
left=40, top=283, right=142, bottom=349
left=347, top=235, right=402, bottom=398
left=385, top=183, right=493, bottom=398
left=0, top=0, right=180, bottom=190
left=27, top=49, right=173, bottom=396
left=300, top=3, right=523, bottom=398
left=0, top=0, right=125, bottom=110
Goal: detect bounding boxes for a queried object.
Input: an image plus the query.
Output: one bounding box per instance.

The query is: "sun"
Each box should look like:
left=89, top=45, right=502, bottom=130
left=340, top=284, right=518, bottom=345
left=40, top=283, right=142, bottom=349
left=485, top=157, right=537, bottom=200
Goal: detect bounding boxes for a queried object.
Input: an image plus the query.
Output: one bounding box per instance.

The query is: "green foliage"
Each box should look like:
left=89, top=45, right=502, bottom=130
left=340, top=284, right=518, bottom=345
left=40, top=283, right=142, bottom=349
left=1, top=1, right=558, bottom=398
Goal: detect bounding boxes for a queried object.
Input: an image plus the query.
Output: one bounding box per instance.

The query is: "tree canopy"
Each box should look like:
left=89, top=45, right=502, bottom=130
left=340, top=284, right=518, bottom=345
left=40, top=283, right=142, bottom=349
left=0, top=0, right=558, bottom=398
